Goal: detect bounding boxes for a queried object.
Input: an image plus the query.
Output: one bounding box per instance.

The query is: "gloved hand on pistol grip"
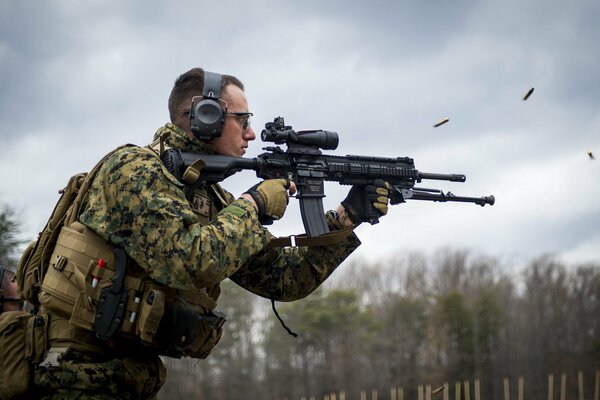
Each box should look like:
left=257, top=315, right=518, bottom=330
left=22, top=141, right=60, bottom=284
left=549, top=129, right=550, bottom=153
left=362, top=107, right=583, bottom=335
left=244, top=178, right=291, bottom=222
left=341, top=179, right=391, bottom=224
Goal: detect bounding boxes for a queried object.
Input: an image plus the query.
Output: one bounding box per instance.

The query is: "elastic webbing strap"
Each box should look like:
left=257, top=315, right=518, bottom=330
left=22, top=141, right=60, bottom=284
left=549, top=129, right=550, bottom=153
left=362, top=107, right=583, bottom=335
left=268, top=225, right=356, bottom=248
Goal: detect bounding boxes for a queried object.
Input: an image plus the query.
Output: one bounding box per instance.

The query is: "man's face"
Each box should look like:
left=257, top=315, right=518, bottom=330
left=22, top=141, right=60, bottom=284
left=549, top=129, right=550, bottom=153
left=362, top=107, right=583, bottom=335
left=1, top=276, right=23, bottom=312
left=211, top=84, right=256, bottom=157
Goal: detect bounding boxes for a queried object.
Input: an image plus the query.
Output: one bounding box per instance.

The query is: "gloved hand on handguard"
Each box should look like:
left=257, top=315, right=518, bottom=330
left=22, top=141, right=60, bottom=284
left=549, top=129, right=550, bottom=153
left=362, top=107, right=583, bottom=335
left=341, top=179, right=392, bottom=225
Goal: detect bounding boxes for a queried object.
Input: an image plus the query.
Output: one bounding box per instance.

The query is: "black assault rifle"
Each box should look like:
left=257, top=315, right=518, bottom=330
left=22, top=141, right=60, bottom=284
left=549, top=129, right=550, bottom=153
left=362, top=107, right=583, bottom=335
left=161, top=117, right=495, bottom=237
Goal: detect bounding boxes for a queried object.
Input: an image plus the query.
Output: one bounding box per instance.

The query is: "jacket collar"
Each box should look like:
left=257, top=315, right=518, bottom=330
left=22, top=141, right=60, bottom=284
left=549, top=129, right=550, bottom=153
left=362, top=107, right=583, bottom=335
left=152, top=123, right=216, bottom=154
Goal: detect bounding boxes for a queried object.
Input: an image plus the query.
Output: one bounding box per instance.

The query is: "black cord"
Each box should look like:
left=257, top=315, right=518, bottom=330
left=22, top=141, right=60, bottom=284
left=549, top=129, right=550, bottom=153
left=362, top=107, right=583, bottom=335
left=271, top=299, right=298, bottom=338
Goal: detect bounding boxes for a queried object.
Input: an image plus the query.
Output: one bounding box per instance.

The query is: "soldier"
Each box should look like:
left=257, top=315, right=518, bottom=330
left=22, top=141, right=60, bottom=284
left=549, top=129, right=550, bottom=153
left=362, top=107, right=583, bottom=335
left=31, top=68, right=392, bottom=399
left=0, top=266, right=24, bottom=312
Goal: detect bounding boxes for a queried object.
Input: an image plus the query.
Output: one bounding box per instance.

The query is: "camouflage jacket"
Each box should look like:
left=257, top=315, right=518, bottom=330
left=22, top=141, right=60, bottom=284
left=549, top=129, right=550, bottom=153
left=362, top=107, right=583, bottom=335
left=79, top=123, right=361, bottom=302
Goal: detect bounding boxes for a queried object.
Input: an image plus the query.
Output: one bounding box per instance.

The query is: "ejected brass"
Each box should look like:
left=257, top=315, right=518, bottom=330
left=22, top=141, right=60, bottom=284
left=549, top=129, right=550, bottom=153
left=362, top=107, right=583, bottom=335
left=522, top=87, right=534, bottom=100
left=588, top=151, right=595, bottom=160
left=433, top=117, right=449, bottom=127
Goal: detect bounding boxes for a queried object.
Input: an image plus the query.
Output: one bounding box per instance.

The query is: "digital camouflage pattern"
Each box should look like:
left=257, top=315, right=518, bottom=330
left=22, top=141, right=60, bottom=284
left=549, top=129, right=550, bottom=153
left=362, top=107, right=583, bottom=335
left=35, top=122, right=361, bottom=398
left=34, top=348, right=165, bottom=399
left=79, top=123, right=361, bottom=298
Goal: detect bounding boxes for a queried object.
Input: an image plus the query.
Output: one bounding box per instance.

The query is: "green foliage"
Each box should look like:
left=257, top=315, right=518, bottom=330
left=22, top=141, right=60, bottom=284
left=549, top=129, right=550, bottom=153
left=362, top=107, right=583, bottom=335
left=380, top=295, right=428, bottom=395
left=261, top=288, right=370, bottom=398
left=433, top=291, right=475, bottom=380
left=0, top=204, right=23, bottom=269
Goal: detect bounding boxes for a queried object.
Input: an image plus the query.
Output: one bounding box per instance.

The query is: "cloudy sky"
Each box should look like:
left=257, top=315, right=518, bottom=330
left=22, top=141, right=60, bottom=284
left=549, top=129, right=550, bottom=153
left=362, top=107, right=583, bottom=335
left=1, top=0, right=599, bottom=271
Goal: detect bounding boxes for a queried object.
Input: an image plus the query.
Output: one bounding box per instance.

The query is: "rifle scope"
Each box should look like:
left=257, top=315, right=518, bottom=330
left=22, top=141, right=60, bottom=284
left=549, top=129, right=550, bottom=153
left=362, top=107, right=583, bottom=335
left=261, top=128, right=339, bottom=150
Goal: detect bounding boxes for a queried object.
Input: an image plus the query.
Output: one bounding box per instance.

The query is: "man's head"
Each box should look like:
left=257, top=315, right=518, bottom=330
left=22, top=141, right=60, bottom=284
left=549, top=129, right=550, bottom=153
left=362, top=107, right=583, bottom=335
left=168, top=68, right=256, bottom=156
left=0, top=266, right=23, bottom=312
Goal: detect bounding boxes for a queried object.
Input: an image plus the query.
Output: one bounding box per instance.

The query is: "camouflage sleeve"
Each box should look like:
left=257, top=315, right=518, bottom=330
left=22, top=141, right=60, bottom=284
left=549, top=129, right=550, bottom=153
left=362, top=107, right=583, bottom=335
left=228, top=211, right=361, bottom=301
left=79, top=146, right=273, bottom=291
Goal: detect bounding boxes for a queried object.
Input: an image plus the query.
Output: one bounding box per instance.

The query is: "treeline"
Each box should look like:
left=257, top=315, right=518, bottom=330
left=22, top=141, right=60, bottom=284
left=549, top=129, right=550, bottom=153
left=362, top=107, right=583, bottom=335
left=158, top=249, right=600, bottom=400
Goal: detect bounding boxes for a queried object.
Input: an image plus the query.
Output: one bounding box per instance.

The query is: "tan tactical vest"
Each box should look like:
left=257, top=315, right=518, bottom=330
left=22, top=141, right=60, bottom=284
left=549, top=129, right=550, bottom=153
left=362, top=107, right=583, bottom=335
left=38, top=142, right=229, bottom=359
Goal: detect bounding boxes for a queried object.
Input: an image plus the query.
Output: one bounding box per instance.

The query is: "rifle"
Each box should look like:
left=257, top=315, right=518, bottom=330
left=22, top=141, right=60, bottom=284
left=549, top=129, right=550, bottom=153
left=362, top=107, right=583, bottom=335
left=161, top=117, right=495, bottom=237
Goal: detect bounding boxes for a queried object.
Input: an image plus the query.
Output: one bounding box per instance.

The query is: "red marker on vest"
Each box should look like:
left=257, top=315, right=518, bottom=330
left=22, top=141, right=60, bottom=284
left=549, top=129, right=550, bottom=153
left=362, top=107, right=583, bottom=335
left=92, top=258, right=105, bottom=288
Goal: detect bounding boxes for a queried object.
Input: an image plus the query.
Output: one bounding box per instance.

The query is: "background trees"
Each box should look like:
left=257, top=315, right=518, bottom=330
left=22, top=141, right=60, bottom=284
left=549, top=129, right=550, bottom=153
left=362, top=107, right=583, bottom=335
left=0, top=204, right=23, bottom=269
left=159, top=250, right=600, bottom=399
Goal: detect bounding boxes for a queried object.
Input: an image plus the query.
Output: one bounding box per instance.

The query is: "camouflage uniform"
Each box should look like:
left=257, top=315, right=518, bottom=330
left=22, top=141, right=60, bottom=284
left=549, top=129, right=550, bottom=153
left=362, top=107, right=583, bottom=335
left=34, top=123, right=361, bottom=399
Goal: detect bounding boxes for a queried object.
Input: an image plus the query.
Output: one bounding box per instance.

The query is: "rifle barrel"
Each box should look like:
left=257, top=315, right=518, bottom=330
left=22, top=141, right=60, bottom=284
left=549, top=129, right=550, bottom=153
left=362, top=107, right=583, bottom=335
left=419, top=172, right=466, bottom=182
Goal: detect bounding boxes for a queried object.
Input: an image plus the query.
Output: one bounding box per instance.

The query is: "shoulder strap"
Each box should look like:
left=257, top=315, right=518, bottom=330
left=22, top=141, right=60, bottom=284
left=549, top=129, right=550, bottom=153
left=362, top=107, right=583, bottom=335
left=268, top=225, right=356, bottom=248
left=65, top=144, right=136, bottom=227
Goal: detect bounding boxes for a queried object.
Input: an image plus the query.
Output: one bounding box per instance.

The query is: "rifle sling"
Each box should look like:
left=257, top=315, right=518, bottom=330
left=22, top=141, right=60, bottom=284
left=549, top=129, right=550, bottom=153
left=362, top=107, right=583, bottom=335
left=268, top=225, right=355, bottom=248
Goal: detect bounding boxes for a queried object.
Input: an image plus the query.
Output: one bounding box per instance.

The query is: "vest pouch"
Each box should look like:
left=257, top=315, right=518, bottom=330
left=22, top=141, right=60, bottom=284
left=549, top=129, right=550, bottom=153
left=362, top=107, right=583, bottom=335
left=68, top=291, right=97, bottom=333
left=0, top=311, right=38, bottom=399
left=38, top=259, right=80, bottom=319
left=137, top=287, right=165, bottom=344
left=39, top=223, right=115, bottom=319
left=164, top=304, right=226, bottom=359
left=182, top=309, right=225, bottom=359
left=25, top=313, right=49, bottom=364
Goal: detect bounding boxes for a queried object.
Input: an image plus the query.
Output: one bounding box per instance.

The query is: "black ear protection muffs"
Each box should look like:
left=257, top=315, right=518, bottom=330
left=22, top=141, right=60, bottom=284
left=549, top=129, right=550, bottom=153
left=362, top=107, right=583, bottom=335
left=189, top=71, right=226, bottom=140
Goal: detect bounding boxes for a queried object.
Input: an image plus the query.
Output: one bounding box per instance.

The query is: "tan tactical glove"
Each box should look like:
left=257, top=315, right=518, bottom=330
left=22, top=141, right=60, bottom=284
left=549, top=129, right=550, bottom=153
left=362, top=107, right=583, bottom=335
left=244, top=178, right=291, bottom=223
left=341, top=179, right=391, bottom=224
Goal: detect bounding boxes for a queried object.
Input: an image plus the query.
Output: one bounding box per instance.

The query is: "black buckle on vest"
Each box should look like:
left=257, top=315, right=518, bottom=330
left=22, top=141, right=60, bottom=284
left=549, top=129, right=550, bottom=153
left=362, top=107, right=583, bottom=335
left=52, top=255, right=68, bottom=271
